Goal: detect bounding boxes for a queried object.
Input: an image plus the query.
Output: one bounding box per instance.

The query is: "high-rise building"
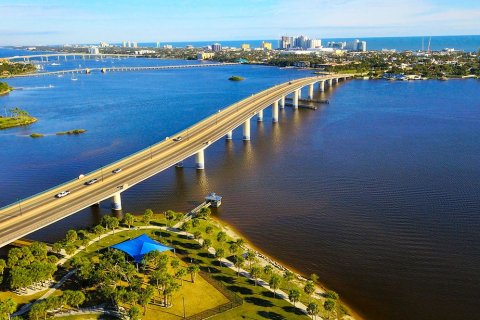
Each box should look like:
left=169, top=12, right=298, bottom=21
left=122, top=41, right=126, bottom=48
left=261, top=41, right=272, bottom=50
left=294, top=35, right=308, bottom=49
left=358, top=41, right=367, bottom=52
left=307, top=39, right=322, bottom=49
left=127, top=41, right=131, bottom=48
left=156, top=42, right=160, bottom=48
left=212, top=43, right=222, bottom=52
left=133, top=42, right=138, bottom=48
left=279, top=36, right=293, bottom=49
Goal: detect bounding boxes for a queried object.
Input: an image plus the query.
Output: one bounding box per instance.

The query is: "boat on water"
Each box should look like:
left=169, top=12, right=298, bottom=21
left=51, top=63, right=61, bottom=66
left=71, top=73, right=78, bottom=81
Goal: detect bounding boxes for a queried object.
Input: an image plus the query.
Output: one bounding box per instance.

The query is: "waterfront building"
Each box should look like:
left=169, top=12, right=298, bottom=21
left=135, top=49, right=155, bottom=55
left=294, top=35, right=309, bottom=49
left=359, top=41, right=367, bottom=52
left=163, top=44, right=173, bottom=49
left=127, top=41, right=131, bottom=47
left=133, top=42, right=138, bottom=48
left=196, top=52, right=215, bottom=60
left=327, top=41, right=347, bottom=49
left=122, top=41, right=126, bottom=48
left=261, top=41, right=272, bottom=50
left=241, top=43, right=250, bottom=51
left=307, top=39, right=322, bottom=49
left=99, top=41, right=110, bottom=47
left=156, top=42, right=160, bottom=48
left=212, top=43, right=222, bottom=52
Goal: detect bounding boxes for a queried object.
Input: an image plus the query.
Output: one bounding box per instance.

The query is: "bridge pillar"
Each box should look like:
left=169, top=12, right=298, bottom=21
left=298, top=88, right=302, bottom=99
left=243, top=118, right=251, bottom=140
left=195, top=149, right=205, bottom=170
left=111, top=192, right=122, bottom=211
left=327, top=79, right=333, bottom=87
left=308, top=83, right=314, bottom=99
left=257, top=109, right=263, bottom=122
left=226, top=130, right=233, bottom=140
left=272, top=100, right=279, bottom=123
left=333, top=78, right=338, bottom=85
left=319, top=81, right=325, bottom=92
left=280, top=96, right=285, bottom=109
left=293, top=90, right=299, bottom=109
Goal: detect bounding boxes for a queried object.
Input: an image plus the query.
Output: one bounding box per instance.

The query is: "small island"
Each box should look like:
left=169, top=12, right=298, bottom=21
left=0, top=81, right=12, bottom=95
left=228, top=75, right=245, bottom=81
left=56, top=129, right=87, bottom=135
left=0, top=59, right=37, bottom=78
left=29, top=133, right=44, bottom=138
left=0, top=107, right=37, bottom=130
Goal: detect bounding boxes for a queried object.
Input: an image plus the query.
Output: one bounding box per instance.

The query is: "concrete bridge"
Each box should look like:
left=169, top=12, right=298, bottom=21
left=0, top=74, right=352, bottom=248
left=11, top=63, right=240, bottom=77
left=4, top=53, right=138, bottom=62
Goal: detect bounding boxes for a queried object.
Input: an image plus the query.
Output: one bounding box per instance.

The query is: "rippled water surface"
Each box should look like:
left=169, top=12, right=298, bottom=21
left=1, top=53, right=480, bottom=320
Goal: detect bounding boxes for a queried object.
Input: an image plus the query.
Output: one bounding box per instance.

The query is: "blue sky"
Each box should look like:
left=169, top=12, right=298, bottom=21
left=1, top=0, right=479, bottom=45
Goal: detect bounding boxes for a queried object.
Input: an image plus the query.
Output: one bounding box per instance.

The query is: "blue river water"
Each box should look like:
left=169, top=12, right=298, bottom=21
left=1, top=49, right=480, bottom=320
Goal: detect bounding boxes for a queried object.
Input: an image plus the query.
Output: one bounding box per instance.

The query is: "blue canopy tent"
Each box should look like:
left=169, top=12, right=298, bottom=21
left=111, top=234, right=173, bottom=263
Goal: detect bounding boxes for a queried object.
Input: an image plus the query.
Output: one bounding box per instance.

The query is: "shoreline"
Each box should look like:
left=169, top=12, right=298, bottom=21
left=209, top=215, right=365, bottom=320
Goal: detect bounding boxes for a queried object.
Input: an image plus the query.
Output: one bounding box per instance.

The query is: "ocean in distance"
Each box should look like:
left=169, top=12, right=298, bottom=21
left=2, top=34, right=480, bottom=53
left=1, top=48, right=480, bottom=320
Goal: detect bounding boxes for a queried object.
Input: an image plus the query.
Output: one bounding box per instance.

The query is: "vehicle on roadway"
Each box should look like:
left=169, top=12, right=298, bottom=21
left=204, top=140, right=212, bottom=146
left=55, top=190, right=70, bottom=198
left=173, top=136, right=183, bottom=142
left=85, top=178, right=98, bottom=185
left=112, top=168, right=122, bottom=174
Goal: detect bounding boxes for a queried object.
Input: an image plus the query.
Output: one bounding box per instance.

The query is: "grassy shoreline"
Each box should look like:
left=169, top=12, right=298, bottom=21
left=0, top=116, right=37, bottom=130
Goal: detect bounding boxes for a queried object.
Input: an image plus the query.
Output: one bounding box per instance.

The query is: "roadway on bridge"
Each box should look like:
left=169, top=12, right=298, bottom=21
left=0, top=75, right=350, bottom=247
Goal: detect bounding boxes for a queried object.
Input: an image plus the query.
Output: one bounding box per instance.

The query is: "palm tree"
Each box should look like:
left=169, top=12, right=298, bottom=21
left=233, top=255, right=245, bottom=277
left=249, top=264, right=262, bottom=286
left=215, top=248, right=225, bottom=267
left=263, top=264, right=273, bottom=277
left=187, top=264, right=200, bottom=283
left=324, top=299, right=336, bottom=319
left=244, top=250, right=256, bottom=269
left=175, top=268, right=187, bottom=286
left=304, top=281, right=315, bottom=297
left=269, top=274, right=281, bottom=298
left=307, top=301, right=319, bottom=319
left=288, top=288, right=300, bottom=307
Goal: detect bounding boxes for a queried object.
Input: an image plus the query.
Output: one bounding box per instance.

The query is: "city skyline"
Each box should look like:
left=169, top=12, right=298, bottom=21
left=1, top=0, right=480, bottom=45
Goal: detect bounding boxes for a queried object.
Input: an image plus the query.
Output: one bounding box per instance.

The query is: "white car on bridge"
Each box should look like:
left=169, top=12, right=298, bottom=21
left=55, top=190, right=70, bottom=198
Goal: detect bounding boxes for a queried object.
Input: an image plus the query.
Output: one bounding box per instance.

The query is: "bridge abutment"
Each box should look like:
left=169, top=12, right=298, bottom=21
left=111, top=192, right=122, bottom=211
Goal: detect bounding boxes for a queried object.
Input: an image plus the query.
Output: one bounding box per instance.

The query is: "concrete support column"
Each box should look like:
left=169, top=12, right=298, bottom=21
left=280, top=96, right=286, bottom=109
left=195, top=149, right=205, bottom=169
left=298, top=88, right=302, bottom=99
left=226, top=130, right=233, bottom=140
left=308, top=83, right=314, bottom=99
left=319, top=81, right=325, bottom=92
left=257, top=109, right=263, bottom=122
left=111, top=192, right=122, bottom=210
left=272, top=100, right=279, bottom=123
left=327, top=79, right=333, bottom=87
left=243, top=118, right=251, bottom=140
left=293, top=90, right=299, bottom=109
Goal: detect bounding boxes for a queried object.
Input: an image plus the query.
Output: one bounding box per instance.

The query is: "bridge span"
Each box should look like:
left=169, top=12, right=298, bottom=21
left=11, top=63, right=240, bottom=77
left=0, top=74, right=352, bottom=247
left=4, top=53, right=138, bottom=62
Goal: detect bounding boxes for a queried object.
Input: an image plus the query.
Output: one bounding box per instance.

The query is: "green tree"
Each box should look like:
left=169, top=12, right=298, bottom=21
left=202, top=238, right=212, bottom=249
left=269, top=274, right=281, bottom=298
left=165, top=210, right=176, bottom=227
left=215, top=248, right=225, bottom=266
left=51, top=242, right=63, bottom=254
left=304, top=281, right=315, bottom=296
left=324, top=299, right=336, bottom=319
left=93, top=224, right=105, bottom=240
left=309, top=273, right=319, bottom=283
left=138, top=285, right=155, bottom=315
left=193, top=230, right=202, bottom=240
left=244, top=250, right=256, bottom=269
left=198, top=207, right=211, bottom=219
left=236, top=238, right=245, bottom=248
left=187, top=264, right=200, bottom=283
left=192, top=218, right=201, bottom=228
left=124, top=213, right=135, bottom=229
left=175, top=268, right=187, bottom=286
left=325, top=290, right=339, bottom=300
left=288, top=288, right=301, bottom=307
left=181, top=220, right=192, bottom=232
left=65, top=244, right=76, bottom=256
left=28, top=302, right=47, bottom=320
left=249, top=264, right=262, bottom=286
left=170, top=257, right=180, bottom=273
left=263, top=264, right=273, bottom=277
left=216, top=231, right=226, bottom=245
left=229, top=242, right=239, bottom=255
left=233, top=255, right=245, bottom=277
left=307, top=301, right=319, bottom=319
left=283, top=270, right=294, bottom=283
left=128, top=305, right=142, bottom=320
left=0, top=297, right=17, bottom=320
left=143, top=209, right=154, bottom=225
left=205, top=226, right=213, bottom=234
left=65, top=230, right=78, bottom=244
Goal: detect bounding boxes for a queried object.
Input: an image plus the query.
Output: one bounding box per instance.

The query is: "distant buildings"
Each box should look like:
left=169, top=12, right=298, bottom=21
left=241, top=43, right=250, bottom=51
left=261, top=41, right=273, bottom=50
left=88, top=46, right=99, bottom=54
left=99, top=42, right=110, bottom=48
left=279, top=35, right=322, bottom=50
left=197, top=52, right=215, bottom=60
left=329, top=39, right=367, bottom=52
left=212, top=43, right=222, bottom=52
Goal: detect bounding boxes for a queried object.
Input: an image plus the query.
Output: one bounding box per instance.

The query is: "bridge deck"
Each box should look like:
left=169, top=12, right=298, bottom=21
left=0, top=74, right=351, bottom=247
